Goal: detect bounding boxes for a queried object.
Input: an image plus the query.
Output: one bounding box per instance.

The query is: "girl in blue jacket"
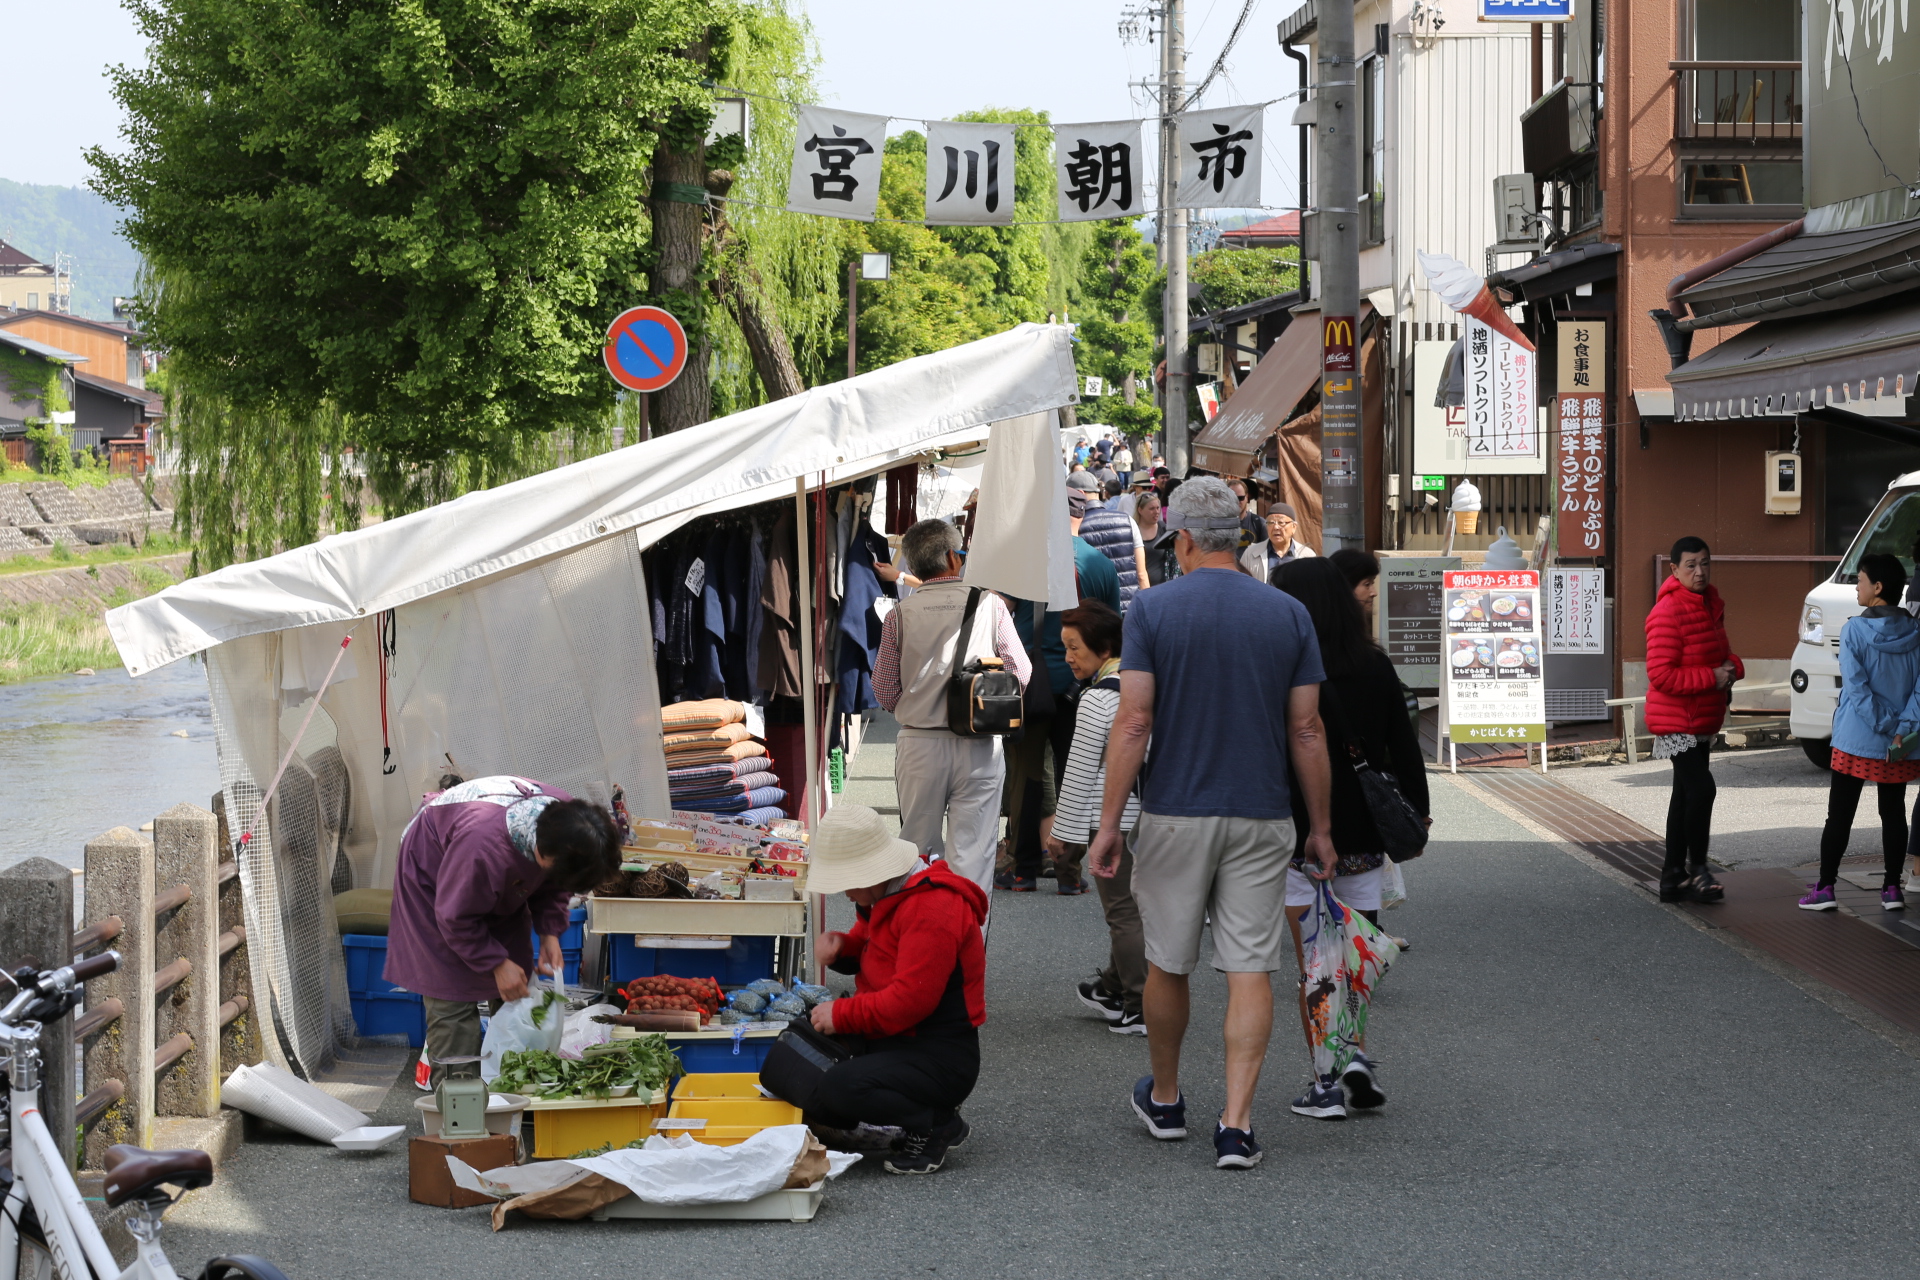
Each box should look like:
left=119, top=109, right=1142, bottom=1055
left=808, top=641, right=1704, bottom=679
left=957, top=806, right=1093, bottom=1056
left=1804, top=554, right=1920, bottom=911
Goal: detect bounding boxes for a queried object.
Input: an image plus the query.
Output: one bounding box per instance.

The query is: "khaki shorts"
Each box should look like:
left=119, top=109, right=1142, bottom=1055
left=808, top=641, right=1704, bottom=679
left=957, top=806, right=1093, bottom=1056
left=1130, top=810, right=1295, bottom=974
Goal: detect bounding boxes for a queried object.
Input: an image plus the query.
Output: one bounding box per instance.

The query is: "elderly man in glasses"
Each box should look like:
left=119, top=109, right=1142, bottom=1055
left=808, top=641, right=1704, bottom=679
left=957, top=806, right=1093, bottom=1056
left=1239, top=503, right=1317, bottom=584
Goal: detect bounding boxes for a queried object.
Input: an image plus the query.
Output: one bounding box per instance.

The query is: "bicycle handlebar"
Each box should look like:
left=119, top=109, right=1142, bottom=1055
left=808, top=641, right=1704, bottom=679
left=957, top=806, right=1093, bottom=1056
left=71, top=951, right=120, bottom=983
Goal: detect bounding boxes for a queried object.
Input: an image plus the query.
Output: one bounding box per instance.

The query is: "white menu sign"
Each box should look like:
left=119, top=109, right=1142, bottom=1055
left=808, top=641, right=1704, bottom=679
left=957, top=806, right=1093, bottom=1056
left=1445, top=569, right=1546, bottom=744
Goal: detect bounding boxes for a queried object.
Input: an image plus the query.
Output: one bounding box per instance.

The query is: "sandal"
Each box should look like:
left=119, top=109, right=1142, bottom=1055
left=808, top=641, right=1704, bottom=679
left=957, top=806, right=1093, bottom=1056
left=1686, top=870, right=1724, bottom=904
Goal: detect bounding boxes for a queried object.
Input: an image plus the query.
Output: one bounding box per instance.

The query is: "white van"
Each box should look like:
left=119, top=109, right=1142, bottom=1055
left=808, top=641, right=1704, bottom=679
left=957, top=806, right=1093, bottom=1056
left=1789, top=469, right=1920, bottom=767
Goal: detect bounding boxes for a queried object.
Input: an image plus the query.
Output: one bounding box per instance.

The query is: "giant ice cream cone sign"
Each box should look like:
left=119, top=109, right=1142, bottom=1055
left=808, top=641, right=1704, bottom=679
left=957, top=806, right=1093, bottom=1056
left=1418, top=251, right=1536, bottom=352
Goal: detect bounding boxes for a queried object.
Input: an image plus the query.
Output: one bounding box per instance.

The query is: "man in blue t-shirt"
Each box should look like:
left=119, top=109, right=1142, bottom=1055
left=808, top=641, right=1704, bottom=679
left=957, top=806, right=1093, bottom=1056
left=1088, top=476, right=1335, bottom=1172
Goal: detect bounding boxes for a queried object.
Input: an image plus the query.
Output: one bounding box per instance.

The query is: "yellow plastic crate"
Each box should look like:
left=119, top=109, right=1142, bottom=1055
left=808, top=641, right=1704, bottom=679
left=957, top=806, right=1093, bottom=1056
left=526, top=1091, right=667, bottom=1159
left=661, top=1096, right=803, bottom=1147
left=672, top=1073, right=766, bottom=1101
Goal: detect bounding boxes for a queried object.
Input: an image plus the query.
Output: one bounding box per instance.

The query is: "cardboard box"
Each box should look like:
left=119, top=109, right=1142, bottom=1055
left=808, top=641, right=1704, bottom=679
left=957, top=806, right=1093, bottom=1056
left=409, top=1133, right=519, bottom=1209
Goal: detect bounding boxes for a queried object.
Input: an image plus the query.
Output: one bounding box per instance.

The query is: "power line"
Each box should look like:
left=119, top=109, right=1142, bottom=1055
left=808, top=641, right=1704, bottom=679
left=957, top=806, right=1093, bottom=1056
left=1182, top=0, right=1261, bottom=108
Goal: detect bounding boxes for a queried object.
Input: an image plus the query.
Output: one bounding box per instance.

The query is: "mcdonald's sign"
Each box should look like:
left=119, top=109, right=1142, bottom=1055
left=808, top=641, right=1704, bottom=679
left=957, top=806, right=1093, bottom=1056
left=1323, top=316, right=1356, bottom=372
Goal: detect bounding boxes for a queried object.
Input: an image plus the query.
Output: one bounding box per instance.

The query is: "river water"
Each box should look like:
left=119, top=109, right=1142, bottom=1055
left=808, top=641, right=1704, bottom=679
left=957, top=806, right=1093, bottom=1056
left=0, top=661, right=220, bottom=872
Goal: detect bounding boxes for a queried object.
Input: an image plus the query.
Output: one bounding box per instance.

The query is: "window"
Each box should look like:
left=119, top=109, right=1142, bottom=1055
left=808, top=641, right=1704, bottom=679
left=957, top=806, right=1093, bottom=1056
left=25, top=293, right=36, bottom=310
left=1676, top=0, right=1801, bottom=217
left=1361, top=54, right=1386, bottom=246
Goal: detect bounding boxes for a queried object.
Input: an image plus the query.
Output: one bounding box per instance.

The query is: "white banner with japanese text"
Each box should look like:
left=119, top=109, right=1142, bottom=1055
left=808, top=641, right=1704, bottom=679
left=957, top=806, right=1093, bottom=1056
left=1054, top=120, right=1148, bottom=223
left=1546, top=568, right=1605, bottom=653
left=1465, top=318, right=1539, bottom=461
left=1175, top=104, right=1263, bottom=209
left=787, top=107, right=888, bottom=221
left=925, top=121, right=1017, bottom=225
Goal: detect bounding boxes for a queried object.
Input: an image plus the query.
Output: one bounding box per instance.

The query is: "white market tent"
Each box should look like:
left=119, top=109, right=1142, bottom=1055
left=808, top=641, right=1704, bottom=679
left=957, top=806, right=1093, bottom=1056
left=106, top=323, right=1077, bottom=1074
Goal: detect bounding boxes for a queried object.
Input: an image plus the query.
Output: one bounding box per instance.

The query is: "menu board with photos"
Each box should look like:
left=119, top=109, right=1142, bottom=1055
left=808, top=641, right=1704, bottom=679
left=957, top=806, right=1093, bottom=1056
left=1444, top=569, right=1547, bottom=744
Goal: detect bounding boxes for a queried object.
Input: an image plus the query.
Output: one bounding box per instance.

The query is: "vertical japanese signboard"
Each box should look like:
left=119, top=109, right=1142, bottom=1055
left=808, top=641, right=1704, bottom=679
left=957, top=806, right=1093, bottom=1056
left=1466, top=319, right=1539, bottom=461
left=1546, top=567, right=1605, bottom=653
left=1556, top=319, right=1608, bottom=557
left=1379, top=556, right=1460, bottom=692
left=1444, top=569, right=1546, bottom=743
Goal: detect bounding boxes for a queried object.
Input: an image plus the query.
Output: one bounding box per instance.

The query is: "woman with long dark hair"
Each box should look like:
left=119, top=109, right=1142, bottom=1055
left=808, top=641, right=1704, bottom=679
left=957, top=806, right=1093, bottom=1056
left=1272, top=557, right=1429, bottom=1122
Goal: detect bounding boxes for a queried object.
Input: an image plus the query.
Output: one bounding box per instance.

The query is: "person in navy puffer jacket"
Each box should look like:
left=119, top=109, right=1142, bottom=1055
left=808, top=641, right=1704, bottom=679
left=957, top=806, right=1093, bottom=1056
left=1800, top=553, right=1920, bottom=912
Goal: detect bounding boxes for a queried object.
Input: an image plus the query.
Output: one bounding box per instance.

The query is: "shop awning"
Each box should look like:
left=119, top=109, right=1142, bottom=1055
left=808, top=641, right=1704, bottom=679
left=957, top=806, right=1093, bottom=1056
left=107, top=323, right=1078, bottom=674
left=1191, top=305, right=1326, bottom=475
left=1664, top=291, right=1920, bottom=421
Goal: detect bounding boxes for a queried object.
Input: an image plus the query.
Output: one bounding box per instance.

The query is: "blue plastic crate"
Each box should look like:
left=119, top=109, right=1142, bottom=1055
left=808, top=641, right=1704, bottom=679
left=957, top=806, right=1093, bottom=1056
left=342, top=933, right=401, bottom=994
left=669, top=1034, right=776, bottom=1074
left=529, top=906, right=589, bottom=986
left=351, top=990, right=426, bottom=1048
left=608, top=935, right=776, bottom=988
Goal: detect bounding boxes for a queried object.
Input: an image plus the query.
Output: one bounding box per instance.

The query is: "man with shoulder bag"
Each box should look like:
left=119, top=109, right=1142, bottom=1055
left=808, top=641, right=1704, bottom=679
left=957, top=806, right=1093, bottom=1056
left=874, top=519, right=1032, bottom=898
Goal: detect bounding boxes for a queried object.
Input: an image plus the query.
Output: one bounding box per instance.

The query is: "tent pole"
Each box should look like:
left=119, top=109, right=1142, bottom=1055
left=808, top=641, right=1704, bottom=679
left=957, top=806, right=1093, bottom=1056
left=796, top=477, right=823, bottom=981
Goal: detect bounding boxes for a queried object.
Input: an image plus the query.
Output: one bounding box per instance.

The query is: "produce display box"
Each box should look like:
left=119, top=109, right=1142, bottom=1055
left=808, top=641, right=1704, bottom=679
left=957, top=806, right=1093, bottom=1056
left=589, top=1183, right=823, bottom=1223
left=669, top=1072, right=766, bottom=1102
left=588, top=896, right=807, bottom=938
left=613, top=1026, right=781, bottom=1073
left=342, top=935, right=426, bottom=1048
left=609, top=934, right=776, bottom=987
left=525, top=1089, right=668, bottom=1160
left=660, top=1096, right=803, bottom=1147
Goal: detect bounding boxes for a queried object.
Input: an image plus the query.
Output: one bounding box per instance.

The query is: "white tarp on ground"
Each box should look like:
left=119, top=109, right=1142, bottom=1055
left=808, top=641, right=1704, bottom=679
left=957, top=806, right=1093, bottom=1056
left=106, top=322, right=1078, bottom=676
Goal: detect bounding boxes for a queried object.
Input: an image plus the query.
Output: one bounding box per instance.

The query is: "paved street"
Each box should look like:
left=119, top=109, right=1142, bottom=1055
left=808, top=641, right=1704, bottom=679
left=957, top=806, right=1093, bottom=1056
left=161, top=737, right=1920, bottom=1280
left=1550, top=745, right=1887, bottom=871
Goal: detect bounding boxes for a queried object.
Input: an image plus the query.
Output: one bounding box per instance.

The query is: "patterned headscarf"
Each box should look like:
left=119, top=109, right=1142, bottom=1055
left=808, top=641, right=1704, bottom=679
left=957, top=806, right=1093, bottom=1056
left=421, top=775, right=557, bottom=861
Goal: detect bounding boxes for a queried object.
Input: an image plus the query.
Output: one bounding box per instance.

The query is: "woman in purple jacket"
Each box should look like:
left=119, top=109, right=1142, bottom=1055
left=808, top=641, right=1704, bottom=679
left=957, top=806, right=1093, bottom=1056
left=383, top=776, right=621, bottom=1084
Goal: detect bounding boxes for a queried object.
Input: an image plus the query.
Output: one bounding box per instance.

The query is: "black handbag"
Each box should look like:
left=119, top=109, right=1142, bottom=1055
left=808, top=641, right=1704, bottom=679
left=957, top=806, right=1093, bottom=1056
left=1324, top=682, right=1429, bottom=862
left=944, top=588, right=1024, bottom=737
left=757, top=1018, right=852, bottom=1111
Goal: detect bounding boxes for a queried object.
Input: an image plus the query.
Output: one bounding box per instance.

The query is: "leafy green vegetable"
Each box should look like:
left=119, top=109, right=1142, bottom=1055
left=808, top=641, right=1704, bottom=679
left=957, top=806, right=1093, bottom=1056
left=493, top=1034, right=683, bottom=1101
left=528, top=988, right=564, bottom=1030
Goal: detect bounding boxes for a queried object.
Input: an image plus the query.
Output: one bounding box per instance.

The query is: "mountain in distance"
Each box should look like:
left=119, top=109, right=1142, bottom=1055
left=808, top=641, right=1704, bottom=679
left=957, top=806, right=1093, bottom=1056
left=0, top=179, right=141, bottom=321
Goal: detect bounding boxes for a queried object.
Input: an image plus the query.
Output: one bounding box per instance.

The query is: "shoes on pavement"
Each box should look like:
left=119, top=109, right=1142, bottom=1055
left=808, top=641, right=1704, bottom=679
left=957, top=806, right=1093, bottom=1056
left=1057, top=876, right=1089, bottom=895
left=1798, top=882, right=1838, bottom=911
left=1883, top=883, right=1907, bottom=911
left=1076, top=978, right=1125, bottom=1022
left=1131, top=1074, right=1187, bottom=1140
left=1039, top=861, right=1058, bottom=878
left=1689, top=867, right=1726, bottom=903
left=1291, top=1074, right=1348, bottom=1120
left=1389, top=935, right=1411, bottom=951
left=1340, top=1052, right=1385, bottom=1110
left=1658, top=881, right=1688, bottom=904
left=1212, top=1123, right=1262, bottom=1169
left=1110, top=1010, right=1147, bottom=1035
left=934, top=1113, right=970, bottom=1149
left=995, top=872, right=1036, bottom=892
left=884, top=1126, right=955, bottom=1174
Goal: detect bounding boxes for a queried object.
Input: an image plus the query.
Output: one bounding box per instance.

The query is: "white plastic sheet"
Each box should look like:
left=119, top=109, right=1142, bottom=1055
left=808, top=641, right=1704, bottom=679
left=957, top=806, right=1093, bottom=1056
left=964, top=410, right=1078, bottom=609
left=446, top=1126, right=861, bottom=1206
left=220, top=1062, right=370, bottom=1142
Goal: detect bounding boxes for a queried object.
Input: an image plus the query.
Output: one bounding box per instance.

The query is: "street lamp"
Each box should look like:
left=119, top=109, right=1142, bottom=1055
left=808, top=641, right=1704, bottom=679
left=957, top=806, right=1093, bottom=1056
left=848, top=252, right=891, bottom=378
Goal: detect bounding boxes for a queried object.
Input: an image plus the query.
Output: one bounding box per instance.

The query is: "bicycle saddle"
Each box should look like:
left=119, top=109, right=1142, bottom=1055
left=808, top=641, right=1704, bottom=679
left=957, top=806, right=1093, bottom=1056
left=103, top=1144, right=214, bottom=1207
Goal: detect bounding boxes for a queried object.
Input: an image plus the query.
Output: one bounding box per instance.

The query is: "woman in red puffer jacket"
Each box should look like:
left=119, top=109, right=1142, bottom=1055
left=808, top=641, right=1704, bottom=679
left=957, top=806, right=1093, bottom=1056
left=1645, top=536, right=1743, bottom=903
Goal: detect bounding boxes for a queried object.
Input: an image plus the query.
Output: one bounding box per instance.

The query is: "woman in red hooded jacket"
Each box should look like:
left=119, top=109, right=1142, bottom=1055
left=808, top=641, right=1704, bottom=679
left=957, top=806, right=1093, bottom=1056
left=799, top=804, right=988, bottom=1177
left=1645, top=537, right=1743, bottom=903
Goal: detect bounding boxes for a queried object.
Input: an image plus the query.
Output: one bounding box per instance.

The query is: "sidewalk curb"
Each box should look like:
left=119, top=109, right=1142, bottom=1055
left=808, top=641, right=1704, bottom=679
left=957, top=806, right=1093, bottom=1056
left=1447, top=771, right=1920, bottom=1064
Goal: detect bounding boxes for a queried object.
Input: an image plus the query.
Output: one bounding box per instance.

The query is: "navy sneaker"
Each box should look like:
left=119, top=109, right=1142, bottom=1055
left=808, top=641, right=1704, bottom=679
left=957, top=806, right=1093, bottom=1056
left=1340, top=1053, right=1385, bottom=1110
left=1213, top=1122, right=1263, bottom=1169
left=1291, top=1073, right=1347, bottom=1119
left=935, top=1113, right=970, bottom=1149
left=1131, top=1074, right=1187, bottom=1140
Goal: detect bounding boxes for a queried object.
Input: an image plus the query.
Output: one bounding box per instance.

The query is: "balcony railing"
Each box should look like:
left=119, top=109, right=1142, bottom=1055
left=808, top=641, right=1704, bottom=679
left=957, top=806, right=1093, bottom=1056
left=1671, top=61, right=1801, bottom=142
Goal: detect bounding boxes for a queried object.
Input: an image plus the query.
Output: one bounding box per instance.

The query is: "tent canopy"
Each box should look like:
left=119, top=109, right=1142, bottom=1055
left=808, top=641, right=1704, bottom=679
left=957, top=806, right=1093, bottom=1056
left=109, top=323, right=1078, bottom=675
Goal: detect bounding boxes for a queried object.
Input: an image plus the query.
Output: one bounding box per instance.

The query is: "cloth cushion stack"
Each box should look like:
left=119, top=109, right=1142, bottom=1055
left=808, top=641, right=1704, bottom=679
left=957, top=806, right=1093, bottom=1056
left=663, top=699, right=788, bottom=818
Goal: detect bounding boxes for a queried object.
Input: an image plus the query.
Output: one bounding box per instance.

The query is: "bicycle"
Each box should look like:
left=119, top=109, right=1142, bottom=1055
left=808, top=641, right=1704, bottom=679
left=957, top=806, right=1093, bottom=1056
left=1, top=951, right=290, bottom=1280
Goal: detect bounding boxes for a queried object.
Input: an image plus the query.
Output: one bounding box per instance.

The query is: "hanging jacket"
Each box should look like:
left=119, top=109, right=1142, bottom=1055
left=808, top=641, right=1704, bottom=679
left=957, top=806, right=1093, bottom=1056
left=1077, top=506, right=1141, bottom=608
left=1831, top=605, right=1920, bottom=758
left=1644, top=575, right=1744, bottom=736
left=826, top=859, right=988, bottom=1039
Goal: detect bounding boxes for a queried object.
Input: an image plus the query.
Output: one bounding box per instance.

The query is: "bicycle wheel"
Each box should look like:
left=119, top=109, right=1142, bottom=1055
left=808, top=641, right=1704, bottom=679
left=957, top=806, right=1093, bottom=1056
left=198, top=1257, right=292, bottom=1280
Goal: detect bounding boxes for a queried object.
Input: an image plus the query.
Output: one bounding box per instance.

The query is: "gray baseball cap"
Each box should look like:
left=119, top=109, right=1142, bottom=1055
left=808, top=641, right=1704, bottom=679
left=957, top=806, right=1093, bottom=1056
left=1065, top=472, right=1101, bottom=492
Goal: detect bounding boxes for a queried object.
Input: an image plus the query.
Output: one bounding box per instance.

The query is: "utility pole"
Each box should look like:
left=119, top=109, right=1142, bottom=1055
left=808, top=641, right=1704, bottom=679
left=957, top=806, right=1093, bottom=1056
left=1163, top=0, right=1190, bottom=476
left=1315, top=0, right=1362, bottom=551
left=1155, top=12, right=1171, bottom=271
left=847, top=262, right=859, bottom=379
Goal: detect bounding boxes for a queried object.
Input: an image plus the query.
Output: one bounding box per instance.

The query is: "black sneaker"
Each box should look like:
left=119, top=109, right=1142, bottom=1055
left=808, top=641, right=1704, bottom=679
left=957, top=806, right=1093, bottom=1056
left=934, top=1113, right=970, bottom=1150
left=1213, top=1122, right=1263, bottom=1169
left=1340, top=1052, right=1385, bottom=1110
left=883, top=1127, right=953, bottom=1174
left=1131, top=1074, right=1187, bottom=1140
left=1109, top=1009, right=1147, bottom=1036
left=1291, top=1073, right=1347, bottom=1119
left=1076, top=978, right=1125, bottom=1022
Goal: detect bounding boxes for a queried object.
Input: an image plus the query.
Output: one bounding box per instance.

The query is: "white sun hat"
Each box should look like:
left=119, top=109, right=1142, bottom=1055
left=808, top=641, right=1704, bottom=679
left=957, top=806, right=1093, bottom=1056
left=806, top=804, right=922, bottom=895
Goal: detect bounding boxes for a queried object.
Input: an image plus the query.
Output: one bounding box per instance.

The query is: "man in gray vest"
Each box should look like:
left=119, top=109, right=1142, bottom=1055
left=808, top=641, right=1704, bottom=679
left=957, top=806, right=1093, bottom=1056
left=873, top=519, right=1033, bottom=897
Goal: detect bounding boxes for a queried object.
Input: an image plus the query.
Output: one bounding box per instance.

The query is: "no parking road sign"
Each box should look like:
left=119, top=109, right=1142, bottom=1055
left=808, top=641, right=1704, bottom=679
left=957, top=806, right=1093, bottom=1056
left=603, top=305, right=688, bottom=393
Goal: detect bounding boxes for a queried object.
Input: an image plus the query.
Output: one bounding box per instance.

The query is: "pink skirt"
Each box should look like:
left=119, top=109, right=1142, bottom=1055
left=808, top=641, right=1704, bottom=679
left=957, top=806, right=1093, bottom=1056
left=1829, top=748, right=1920, bottom=785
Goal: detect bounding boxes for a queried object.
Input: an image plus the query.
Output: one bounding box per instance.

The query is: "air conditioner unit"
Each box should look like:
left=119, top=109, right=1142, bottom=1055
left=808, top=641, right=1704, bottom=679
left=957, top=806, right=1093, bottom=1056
left=1197, top=344, right=1223, bottom=376
left=1492, top=173, right=1538, bottom=244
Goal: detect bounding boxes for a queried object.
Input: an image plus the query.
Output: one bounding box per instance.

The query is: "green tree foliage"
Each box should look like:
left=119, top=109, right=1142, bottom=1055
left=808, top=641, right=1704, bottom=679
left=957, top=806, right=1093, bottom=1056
left=1072, top=219, right=1162, bottom=439
left=1189, top=246, right=1300, bottom=311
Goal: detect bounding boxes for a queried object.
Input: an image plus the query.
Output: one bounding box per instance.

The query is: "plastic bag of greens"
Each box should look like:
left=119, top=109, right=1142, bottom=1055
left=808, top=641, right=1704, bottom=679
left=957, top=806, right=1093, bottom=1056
left=715, top=1008, right=754, bottom=1025
left=791, top=982, right=832, bottom=1007
left=766, top=992, right=807, bottom=1018
left=728, top=989, right=770, bottom=1015
left=479, top=977, right=566, bottom=1083
left=745, top=978, right=787, bottom=997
